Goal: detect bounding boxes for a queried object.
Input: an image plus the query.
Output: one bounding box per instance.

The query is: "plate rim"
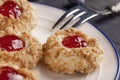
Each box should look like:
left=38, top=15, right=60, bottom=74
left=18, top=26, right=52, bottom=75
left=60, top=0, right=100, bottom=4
left=32, top=3, right=120, bottom=80
left=91, top=23, right=120, bottom=80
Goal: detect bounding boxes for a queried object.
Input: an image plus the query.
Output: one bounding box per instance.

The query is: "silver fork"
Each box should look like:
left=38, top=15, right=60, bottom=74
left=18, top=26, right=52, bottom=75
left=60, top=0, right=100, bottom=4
left=52, top=3, right=120, bottom=29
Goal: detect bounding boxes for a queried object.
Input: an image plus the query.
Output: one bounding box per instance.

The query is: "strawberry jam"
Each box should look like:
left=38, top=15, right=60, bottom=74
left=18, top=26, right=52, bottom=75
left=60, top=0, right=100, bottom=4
left=0, top=66, right=24, bottom=80
left=0, top=35, right=25, bottom=52
left=62, top=35, right=87, bottom=48
left=0, top=1, right=22, bottom=18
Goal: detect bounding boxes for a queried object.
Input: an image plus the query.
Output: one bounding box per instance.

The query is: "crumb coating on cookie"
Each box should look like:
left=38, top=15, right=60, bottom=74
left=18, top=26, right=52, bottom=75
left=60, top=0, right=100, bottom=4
left=43, top=28, right=103, bottom=74
left=0, top=62, right=39, bottom=80
left=0, top=0, right=35, bottom=33
left=0, top=32, right=43, bottom=69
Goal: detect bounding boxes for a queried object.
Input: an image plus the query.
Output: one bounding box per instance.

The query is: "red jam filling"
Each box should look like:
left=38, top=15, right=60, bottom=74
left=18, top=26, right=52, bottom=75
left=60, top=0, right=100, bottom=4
left=0, top=66, right=24, bottom=80
left=0, top=1, right=22, bottom=18
left=62, top=35, right=87, bottom=48
left=0, top=35, right=25, bottom=52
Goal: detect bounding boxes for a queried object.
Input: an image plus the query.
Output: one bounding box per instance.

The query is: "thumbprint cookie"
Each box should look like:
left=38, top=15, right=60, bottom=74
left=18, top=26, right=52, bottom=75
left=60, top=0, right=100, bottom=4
left=0, top=62, right=39, bottom=80
left=43, top=28, right=103, bottom=74
left=0, top=31, right=43, bottom=69
left=0, top=0, right=35, bottom=33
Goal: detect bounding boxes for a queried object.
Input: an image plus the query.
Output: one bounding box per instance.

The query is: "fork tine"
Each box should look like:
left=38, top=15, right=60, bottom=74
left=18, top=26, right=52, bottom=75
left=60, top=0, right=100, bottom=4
left=52, top=5, right=81, bottom=29
left=60, top=10, right=86, bottom=29
left=53, top=5, right=99, bottom=29
left=72, top=13, right=98, bottom=27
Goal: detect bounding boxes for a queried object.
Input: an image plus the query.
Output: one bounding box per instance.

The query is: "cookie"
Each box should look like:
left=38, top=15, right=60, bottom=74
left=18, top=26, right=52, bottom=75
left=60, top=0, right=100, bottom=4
left=0, top=31, right=43, bottom=69
left=43, top=28, right=103, bottom=74
left=0, top=62, right=39, bottom=80
left=0, top=0, right=35, bottom=33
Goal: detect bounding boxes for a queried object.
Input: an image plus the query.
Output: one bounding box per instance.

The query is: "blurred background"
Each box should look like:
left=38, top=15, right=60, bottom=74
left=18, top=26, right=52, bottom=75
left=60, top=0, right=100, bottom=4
left=29, top=0, right=120, bottom=10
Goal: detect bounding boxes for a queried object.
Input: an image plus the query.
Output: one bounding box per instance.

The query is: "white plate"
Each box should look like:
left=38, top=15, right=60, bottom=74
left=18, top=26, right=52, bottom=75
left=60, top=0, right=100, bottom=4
left=31, top=3, right=120, bottom=80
